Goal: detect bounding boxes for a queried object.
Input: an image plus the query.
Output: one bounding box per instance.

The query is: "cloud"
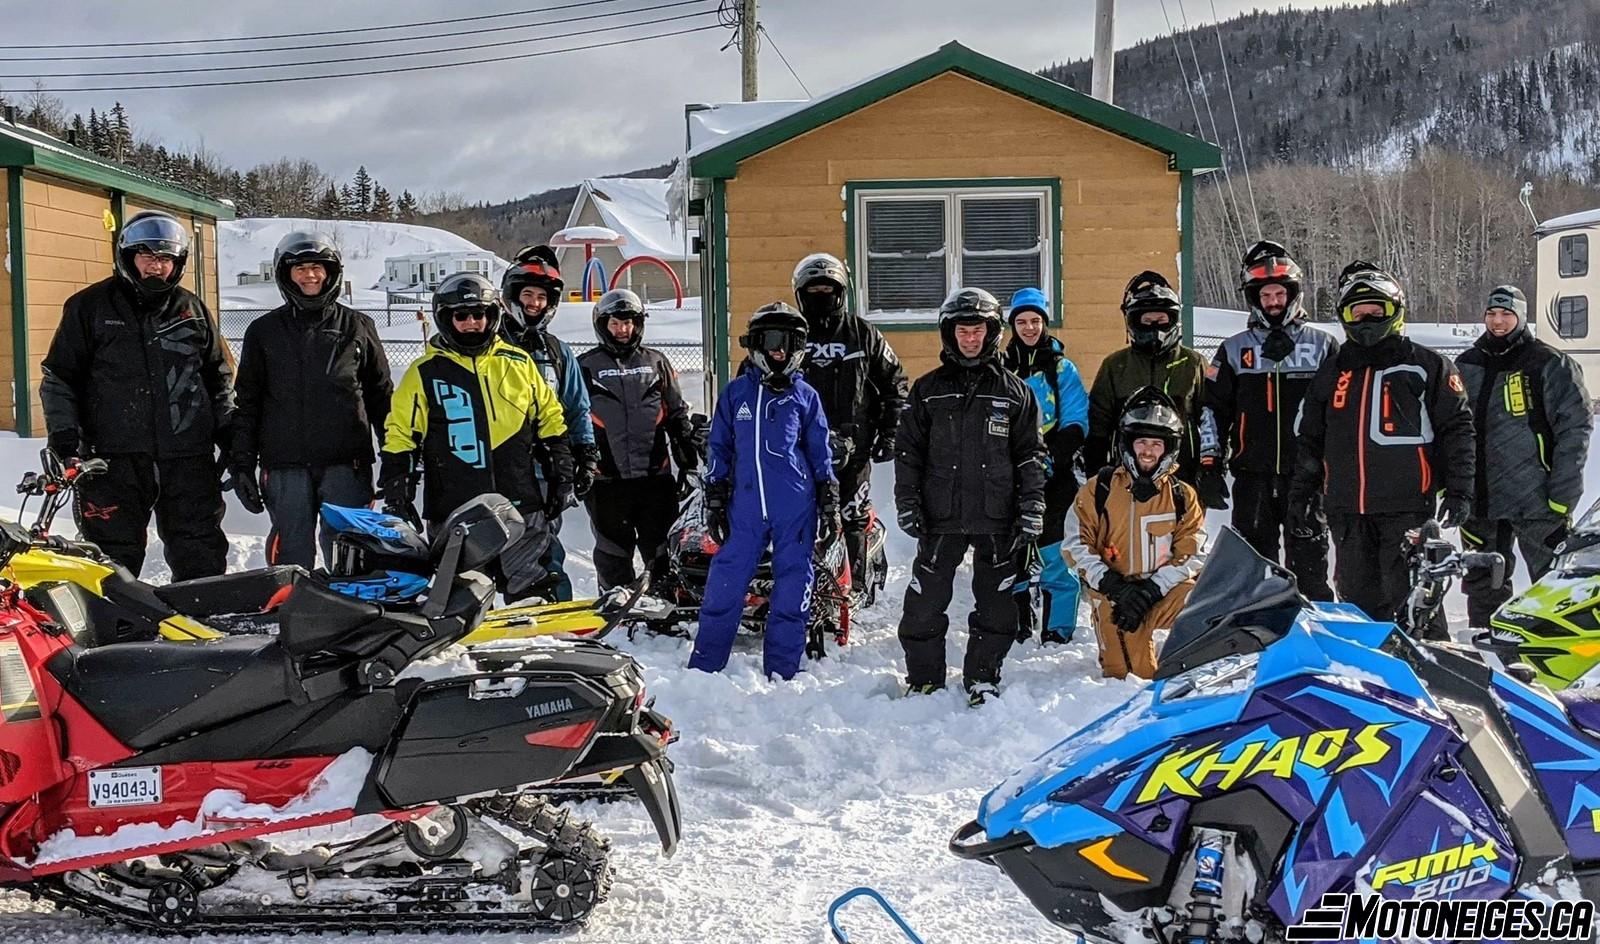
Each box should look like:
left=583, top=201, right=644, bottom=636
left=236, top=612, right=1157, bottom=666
left=0, top=0, right=1317, bottom=203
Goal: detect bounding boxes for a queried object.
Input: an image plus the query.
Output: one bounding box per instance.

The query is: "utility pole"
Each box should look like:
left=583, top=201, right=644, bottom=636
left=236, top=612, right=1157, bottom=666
left=741, top=0, right=758, bottom=101
left=1091, top=0, right=1115, bottom=103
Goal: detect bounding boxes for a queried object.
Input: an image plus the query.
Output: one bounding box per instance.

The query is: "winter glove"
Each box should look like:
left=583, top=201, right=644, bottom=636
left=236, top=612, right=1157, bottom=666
left=573, top=444, right=601, bottom=500
left=1437, top=493, right=1472, bottom=530
left=1197, top=458, right=1230, bottom=511
left=897, top=505, right=924, bottom=540
left=704, top=479, right=732, bottom=547
left=377, top=452, right=422, bottom=530
left=231, top=462, right=265, bottom=515
left=828, top=430, right=856, bottom=475
left=1010, top=502, right=1045, bottom=557
left=1114, top=577, right=1163, bottom=633
left=545, top=477, right=577, bottom=523
left=47, top=431, right=82, bottom=465
left=1545, top=518, right=1572, bottom=552
left=1095, top=569, right=1130, bottom=603
left=815, top=480, right=841, bottom=549
left=870, top=425, right=898, bottom=464
left=669, top=415, right=705, bottom=478
left=1048, top=425, right=1086, bottom=479
left=1286, top=489, right=1320, bottom=540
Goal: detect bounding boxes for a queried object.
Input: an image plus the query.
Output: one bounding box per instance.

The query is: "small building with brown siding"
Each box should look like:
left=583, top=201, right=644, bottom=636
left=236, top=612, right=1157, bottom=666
left=685, top=41, right=1220, bottom=395
left=1, top=115, right=234, bottom=436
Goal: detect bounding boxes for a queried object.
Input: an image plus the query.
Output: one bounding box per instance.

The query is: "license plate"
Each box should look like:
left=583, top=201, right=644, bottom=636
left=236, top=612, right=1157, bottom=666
left=88, top=767, right=163, bottom=808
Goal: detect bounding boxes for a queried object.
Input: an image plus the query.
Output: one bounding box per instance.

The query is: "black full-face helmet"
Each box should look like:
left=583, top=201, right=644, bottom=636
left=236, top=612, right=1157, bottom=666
left=593, top=288, right=646, bottom=357
left=1117, top=386, right=1185, bottom=499
left=792, top=252, right=849, bottom=334
left=1238, top=240, right=1305, bottom=328
left=938, top=287, right=1003, bottom=368
left=502, top=244, right=564, bottom=336
left=741, top=302, right=809, bottom=387
left=273, top=231, right=343, bottom=310
left=1335, top=260, right=1406, bottom=347
left=115, top=211, right=190, bottom=303
left=1121, top=271, right=1182, bottom=355
left=432, top=272, right=502, bottom=355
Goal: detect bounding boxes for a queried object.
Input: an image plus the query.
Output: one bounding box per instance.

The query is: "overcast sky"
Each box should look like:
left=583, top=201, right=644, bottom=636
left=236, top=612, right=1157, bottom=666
left=0, top=0, right=1325, bottom=204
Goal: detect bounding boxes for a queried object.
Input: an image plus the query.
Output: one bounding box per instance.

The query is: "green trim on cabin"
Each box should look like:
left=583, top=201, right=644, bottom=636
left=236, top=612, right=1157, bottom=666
left=1179, top=172, right=1195, bottom=347
left=7, top=168, right=31, bottom=436
left=711, top=177, right=731, bottom=392
left=843, top=177, right=1063, bottom=326
left=0, top=122, right=234, bottom=220
left=690, top=41, right=1222, bottom=179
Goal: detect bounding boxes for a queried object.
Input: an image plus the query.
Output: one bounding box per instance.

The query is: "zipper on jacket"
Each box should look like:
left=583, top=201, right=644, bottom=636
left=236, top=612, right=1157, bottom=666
left=754, top=383, right=769, bottom=520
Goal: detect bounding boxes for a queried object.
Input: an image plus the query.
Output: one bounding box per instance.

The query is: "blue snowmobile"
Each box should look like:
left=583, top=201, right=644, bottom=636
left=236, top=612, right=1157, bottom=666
left=953, top=527, right=1600, bottom=943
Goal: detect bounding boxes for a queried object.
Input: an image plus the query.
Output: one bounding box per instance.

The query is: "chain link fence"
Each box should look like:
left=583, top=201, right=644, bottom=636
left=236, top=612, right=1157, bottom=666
left=220, top=309, right=705, bottom=375
left=1192, top=332, right=1471, bottom=361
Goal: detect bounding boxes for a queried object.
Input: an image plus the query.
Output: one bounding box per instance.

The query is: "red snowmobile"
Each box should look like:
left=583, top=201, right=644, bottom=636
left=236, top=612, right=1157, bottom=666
left=0, top=492, right=679, bottom=933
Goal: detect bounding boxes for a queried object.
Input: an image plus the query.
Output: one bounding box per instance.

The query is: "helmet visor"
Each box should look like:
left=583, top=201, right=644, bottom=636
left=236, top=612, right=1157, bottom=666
left=1339, top=299, right=1400, bottom=325
left=120, top=215, right=189, bottom=257
left=1243, top=259, right=1296, bottom=283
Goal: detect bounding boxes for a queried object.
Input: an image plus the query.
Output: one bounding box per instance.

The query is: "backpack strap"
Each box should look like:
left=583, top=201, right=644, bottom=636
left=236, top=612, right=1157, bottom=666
left=1094, top=465, right=1190, bottom=521
left=542, top=332, right=568, bottom=391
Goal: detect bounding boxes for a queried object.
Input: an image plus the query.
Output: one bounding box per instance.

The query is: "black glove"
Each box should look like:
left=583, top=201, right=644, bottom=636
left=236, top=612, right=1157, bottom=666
left=1546, top=518, right=1572, bottom=552
left=870, top=426, right=897, bottom=464
left=815, top=480, right=841, bottom=549
left=377, top=452, right=421, bottom=529
left=573, top=444, right=600, bottom=500
left=1048, top=425, right=1085, bottom=479
left=1011, top=502, right=1045, bottom=557
left=231, top=462, right=265, bottom=515
left=704, top=479, right=732, bottom=546
left=1437, top=493, right=1471, bottom=530
left=47, top=431, right=82, bottom=464
left=897, top=505, right=923, bottom=540
left=670, top=417, right=703, bottom=479
left=1197, top=458, right=1230, bottom=511
left=828, top=430, right=856, bottom=475
left=1096, top=571, right=1137, bottom=615
left=1114, top=577, right=1163, bottom=632
left=1286, top=490, right=1319, bottom=540
left=545, top=477, right=576, bottom=523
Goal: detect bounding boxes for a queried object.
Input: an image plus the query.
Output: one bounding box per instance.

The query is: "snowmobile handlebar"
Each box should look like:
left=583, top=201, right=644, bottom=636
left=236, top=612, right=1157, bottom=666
left=947, top=819, right=1032, bottom=863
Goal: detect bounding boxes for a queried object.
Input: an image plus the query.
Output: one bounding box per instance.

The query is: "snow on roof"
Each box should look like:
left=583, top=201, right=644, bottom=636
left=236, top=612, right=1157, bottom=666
left=567, top=176, right=695, bottom=261
left=685, top=100, right=808, bottom=157
left=1538, top=207, right=1600, bottom=234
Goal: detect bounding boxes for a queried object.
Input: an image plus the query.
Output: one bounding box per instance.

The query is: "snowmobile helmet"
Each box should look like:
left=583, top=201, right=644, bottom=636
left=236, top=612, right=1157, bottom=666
left=1336, top=260, right=1406, bottom=347
left=792, top=252, right=849, bottom=334
left=741, top=302, right=809, bottom=387
left=1238, top=240, right=1304, bottom=328
left=272, top=231, right=343, bottom=311
left=1482, top=284, right=1529, bottom=353
left=1121, top=271, right=1182, bottom=354
left=593, top=288, right=646, bottom=357
left=938, top=287, right=1003, bottom=367
left=1116, top=387, right=1184, bottom=497
left=502, top=244, right=564, bottom=336
left=431, top=272, right=502, bottom=356
left=115, top=211, right=190, bottom=303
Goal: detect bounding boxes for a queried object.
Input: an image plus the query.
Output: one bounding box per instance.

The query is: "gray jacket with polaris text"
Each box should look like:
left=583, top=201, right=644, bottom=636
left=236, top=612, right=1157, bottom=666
left=578, top=345, right=694, bottom=481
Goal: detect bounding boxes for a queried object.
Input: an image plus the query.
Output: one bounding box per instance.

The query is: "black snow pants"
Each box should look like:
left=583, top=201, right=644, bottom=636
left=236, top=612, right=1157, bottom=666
left=261, top=462, right=373, bottom=569
left=838, top=454, right=875, bottom=589
left=1461, top=516, right=1566, bottom=627
left=1233, top=471, right=1333, bottom=601
left=74, top=453, right=227, bottom=581
left=899, top=533, right=1018, bottom=690
left=586, top=475, right=678, bottom=591
left=1330, top=510, right=1445, bottom=639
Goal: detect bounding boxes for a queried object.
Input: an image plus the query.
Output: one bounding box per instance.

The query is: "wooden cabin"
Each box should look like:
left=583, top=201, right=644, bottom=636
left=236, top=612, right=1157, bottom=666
left=684, top=41, right=1220, bottom=392
left=0, top=115, right=234, bottom=435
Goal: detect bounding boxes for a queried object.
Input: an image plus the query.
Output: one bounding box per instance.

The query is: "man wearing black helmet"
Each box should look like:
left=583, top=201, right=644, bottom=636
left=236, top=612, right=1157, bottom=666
left=1064, top=389, right=1207, bottom=680
left=1288, top=261, right=1475, bottom=638
left=578, top=289, right=699, bottom=591
left=230, top=232, right=392, bottom=569
left=689, top=302, right=837, bottom=682
left=895, top=288, right=1047, bottom=706
left=1197, top=241, right=1337, bottom=600
left=41, top=210, right=235, bottom=580
left=791, top=252, right=909, bottom=592
left=1083, top=271, right=1208, bottom=485
left=379, top=272, right=572, bottom=601
left=1455, top=284, right=1591, bottom=627
left=500, top=245, right=596, bottom=601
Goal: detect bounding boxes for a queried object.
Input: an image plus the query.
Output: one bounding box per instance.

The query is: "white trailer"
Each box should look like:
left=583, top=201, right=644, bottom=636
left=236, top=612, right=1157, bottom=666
left=1536, top=207, right=1600, bottom=386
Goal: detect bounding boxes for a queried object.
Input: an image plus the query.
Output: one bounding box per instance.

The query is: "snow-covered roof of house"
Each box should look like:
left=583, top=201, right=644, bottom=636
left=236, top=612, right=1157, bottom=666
left=685, top=100, right=808, bottom=157
left=564, top=176, right=695, bottom=261
left=1538, top=207, right=1600, bottom=235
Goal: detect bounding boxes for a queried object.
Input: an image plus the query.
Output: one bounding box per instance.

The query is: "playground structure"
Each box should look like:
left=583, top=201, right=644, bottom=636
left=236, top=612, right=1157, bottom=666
left=550, top=225, right=684, bottom=308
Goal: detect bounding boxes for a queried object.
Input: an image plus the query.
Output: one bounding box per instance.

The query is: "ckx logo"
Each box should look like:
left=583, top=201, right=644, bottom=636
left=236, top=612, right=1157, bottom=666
left=1134, top=723, right=1395, bottom=803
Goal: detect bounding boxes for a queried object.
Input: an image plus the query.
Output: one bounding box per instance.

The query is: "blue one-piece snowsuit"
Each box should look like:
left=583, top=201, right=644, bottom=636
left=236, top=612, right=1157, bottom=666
left=688, top=365, right=835, bottom=680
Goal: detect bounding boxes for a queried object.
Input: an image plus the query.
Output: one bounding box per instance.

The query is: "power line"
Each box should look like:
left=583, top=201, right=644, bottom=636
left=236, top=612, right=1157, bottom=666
left=0, top=23, right=721, bottom=94
left=1209, top=0, right=1262, bottom=240
left=0, top=0, right=638, bottom=51
left=0, top=0, right=707, bottom=63
left=0, top=5, right=717, bottom=78
left=758, top=25, right=810, bottom=97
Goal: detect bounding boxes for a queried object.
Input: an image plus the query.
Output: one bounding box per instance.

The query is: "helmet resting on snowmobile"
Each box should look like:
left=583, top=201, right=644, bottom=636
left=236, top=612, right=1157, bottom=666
left=938, top=287, right=1003, bottom=368
left=1116, top=386, right=1184, bottom=501
left=792, top=252, right=849, bottom=335
left=1336, top=259, right=1406, bottom=347
left=1238, top=240, right=1305, bottom=329
left=502, top=244, right=564, bottom=338
left=115, top=211, right=191, bottom=304
left=273, top=231, right=343, bottom=311
left=593, top=288, right=646, bottom=357
left=431, top=272, right=502, bottom=356
left=741, top=302, right=809, bottom=388
left=1121, top=271, right=1182, bottom=355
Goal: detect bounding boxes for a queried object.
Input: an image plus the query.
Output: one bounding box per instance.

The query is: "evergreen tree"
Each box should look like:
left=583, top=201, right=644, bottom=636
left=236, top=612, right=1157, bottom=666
left=316, top=185, right=343, bottom=220
left=109, top=102, right=131, bottom=161
left=339, top=183, right=357, bottom=219
left=397, top=190, right=419, bottom=221
left=371, top=186, right=395, bottom=221
left=353, top=165, right=374, bottom=217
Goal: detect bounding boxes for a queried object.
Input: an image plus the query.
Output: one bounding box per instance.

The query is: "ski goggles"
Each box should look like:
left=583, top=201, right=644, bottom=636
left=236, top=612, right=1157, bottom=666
left=1339, top=299, right=1400, bottom=324
left=747, top=328, right=802, bottom=352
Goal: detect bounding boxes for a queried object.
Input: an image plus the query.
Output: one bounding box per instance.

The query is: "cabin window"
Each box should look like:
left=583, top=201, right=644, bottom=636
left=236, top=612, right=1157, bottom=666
left=1556, top=296, right=1589, bottom=339
left=854, top=183, right=1053, bottom=323
left=1560, top=234, right=1589, bottom=278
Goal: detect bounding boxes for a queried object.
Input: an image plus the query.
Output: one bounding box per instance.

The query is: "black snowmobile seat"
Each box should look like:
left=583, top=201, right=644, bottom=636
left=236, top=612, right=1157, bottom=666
left=46, top=636, right=300, bottom=750
left=155, top=565, right=305, bottom=617
left=1557, top=687, right=1600, bottom=739
left=276, top=578, right=386, bottom=659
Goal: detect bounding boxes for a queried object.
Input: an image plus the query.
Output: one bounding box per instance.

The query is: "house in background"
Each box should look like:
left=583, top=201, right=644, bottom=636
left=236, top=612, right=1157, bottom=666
left=556, top=176, right=699, bottom=304
left=0, top=110, right=234, bottom=435
left=380, top=250, right=500, bottom=294
left=683, top=41, right=1221, bottom=391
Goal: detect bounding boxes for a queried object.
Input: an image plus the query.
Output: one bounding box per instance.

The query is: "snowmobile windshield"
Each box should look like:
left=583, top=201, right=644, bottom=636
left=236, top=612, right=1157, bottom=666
left=1154, top=528, right=1309, bottom=680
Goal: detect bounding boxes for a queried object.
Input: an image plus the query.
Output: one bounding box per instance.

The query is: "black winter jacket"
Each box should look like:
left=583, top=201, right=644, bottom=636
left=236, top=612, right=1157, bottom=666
left=1200, top=321, right=1339, bottom=476
left=1290, top=335, right=1474, bottom=516
left=232, top=303, right=392, bottom=469
left=1455, top=332, right=1591, bottom=520
left=579, top=345, right=694, bottom=481
left=40, top=278, right=234, bottom=460
left=894, top=354, right=1047, bottom=535
left=804, top=314, right=909, bottom=461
